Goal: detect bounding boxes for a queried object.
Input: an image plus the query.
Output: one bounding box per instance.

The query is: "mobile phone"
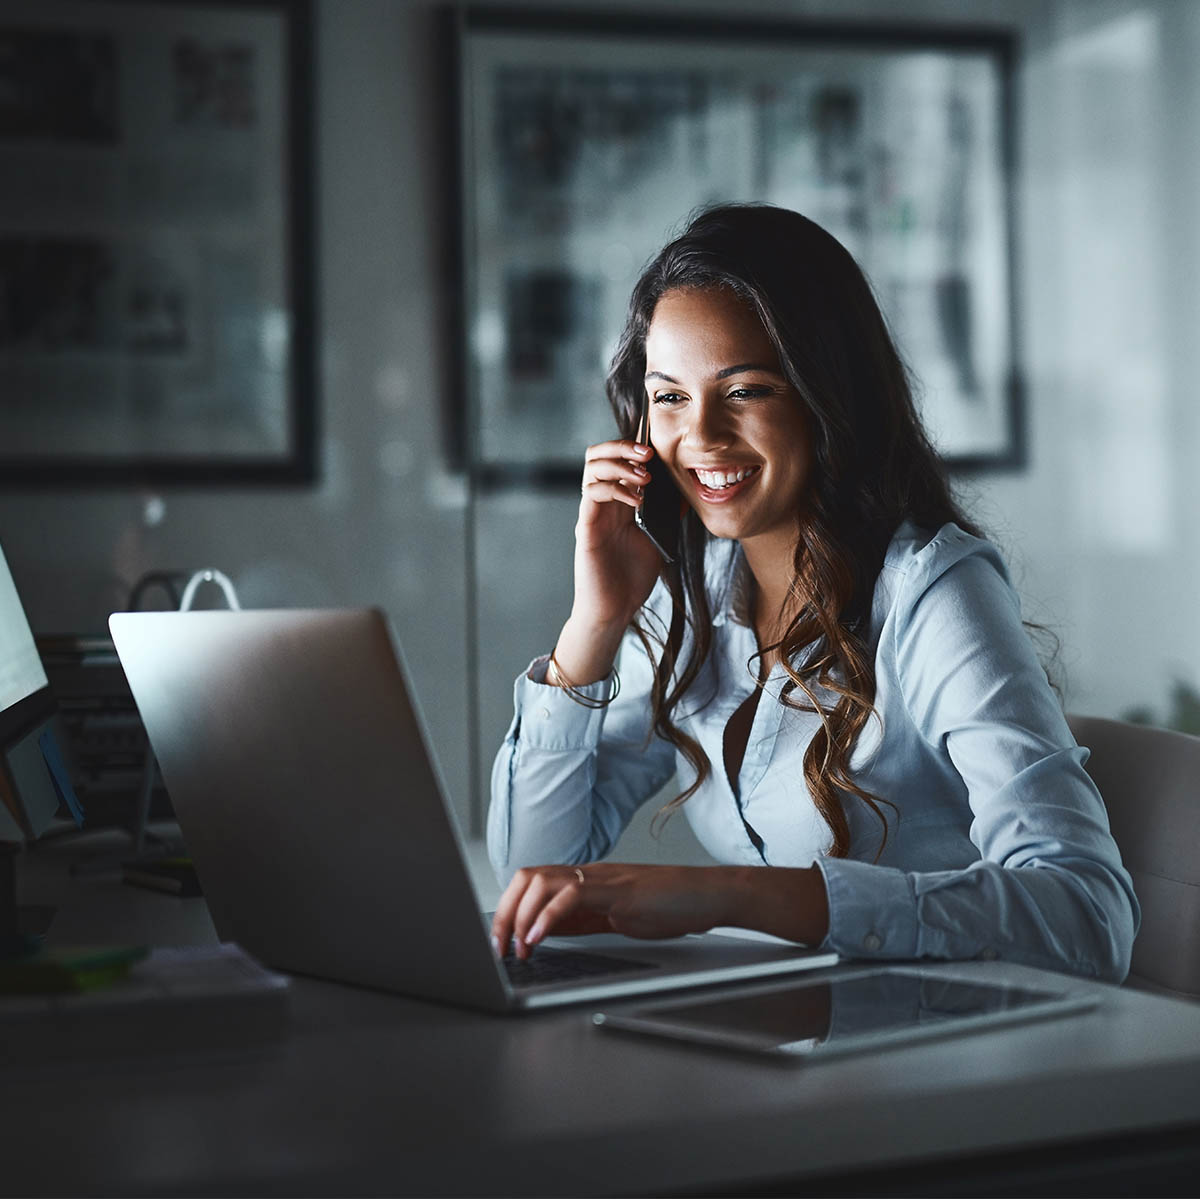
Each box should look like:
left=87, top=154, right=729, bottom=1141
left=633, top=395, right=681, bottom=563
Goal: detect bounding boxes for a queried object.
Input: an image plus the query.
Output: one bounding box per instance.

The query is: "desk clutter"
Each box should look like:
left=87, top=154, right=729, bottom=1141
left=0, top=942, right=289, bottom=1066
left=34, top=634, right=172, bottom=831
left=31, top=565, right=244, bottom=842
left=121, top=855, right=202, bottom=896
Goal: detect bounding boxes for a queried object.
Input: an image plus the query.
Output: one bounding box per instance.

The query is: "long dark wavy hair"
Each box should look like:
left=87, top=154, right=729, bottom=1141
left=606, top=203, right=983, bottom=858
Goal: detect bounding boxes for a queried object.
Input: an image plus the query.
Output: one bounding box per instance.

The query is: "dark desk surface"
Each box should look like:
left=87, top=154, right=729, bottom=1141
left=8, top=831, right=1200, bottom=1197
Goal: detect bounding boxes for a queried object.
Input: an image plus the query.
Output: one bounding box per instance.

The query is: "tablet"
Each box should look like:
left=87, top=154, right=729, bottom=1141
left=592, top=966, right=1099, bottom=1060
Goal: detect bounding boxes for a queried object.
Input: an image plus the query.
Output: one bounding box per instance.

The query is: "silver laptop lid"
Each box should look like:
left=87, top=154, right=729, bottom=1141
left=109, top=608, right=511, bottom=1010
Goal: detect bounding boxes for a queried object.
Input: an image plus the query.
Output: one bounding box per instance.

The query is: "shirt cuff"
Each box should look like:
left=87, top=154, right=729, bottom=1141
left=513, top=654, right=611, bottom=751
left=816, top=856, right=921, bottom=960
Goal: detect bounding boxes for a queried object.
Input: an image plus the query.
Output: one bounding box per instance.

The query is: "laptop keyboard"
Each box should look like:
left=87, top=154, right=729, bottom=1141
left=502, top=946, right=655, bottom=988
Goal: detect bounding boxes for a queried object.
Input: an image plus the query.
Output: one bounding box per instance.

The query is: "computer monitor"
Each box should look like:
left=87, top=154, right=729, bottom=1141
left=0, top=540, right=81, bottom=842
left=0, top=540, right=87, bottom=942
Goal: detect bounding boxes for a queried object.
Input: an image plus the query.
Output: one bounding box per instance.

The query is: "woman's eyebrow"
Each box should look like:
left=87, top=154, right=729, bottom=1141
left=644, top=362, right=782, bottom=383
left=716, top=362, right=781, bottom=379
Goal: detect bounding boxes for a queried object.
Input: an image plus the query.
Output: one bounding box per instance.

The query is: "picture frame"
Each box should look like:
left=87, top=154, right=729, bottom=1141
left=456, top=8, right=1019, bottom=485
left=0, top=0, right=315, bottom=486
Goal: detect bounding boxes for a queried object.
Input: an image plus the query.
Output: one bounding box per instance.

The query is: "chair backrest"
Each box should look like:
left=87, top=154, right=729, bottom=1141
left=1068, top=714, right=1200, bottom=997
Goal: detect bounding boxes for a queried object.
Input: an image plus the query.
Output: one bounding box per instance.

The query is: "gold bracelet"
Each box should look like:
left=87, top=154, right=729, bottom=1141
left=548, top=650, right=620, bottom=709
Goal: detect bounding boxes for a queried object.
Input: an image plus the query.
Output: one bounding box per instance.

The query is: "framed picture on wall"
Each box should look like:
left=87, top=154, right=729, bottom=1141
left=457, top=8, right=1019, bottom=484
left=0, top=0, right=315, bottom=486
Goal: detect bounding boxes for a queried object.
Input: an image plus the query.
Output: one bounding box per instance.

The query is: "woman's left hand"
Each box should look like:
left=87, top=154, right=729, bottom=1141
left=491, top=863, right=738, bottom=959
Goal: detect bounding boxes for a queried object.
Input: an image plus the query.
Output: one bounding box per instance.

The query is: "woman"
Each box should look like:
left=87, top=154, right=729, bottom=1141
left=488, top=204, right=1138, bottom=982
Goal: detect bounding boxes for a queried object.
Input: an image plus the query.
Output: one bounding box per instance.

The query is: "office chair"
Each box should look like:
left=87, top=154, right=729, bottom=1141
left=1068, top=714, right=1200, bottom=999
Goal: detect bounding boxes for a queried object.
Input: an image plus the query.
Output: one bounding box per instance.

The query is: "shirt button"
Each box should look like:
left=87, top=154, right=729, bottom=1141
left=538, top=707, right=551, bottom=720
left=862, top=932, right=882, bottom=952
left=980, top=947, right=998, bottom=961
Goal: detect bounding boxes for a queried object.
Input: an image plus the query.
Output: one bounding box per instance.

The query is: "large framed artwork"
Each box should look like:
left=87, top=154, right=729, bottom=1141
left=457, top=8, right=1019, bottom=484
left=0, top=0, right=315, bottom=485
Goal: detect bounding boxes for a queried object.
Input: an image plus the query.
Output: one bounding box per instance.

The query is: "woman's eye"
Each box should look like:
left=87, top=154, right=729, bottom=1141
left=727, top=385, right=771, bottom=401
left=651, top=391, right=685, bottom=406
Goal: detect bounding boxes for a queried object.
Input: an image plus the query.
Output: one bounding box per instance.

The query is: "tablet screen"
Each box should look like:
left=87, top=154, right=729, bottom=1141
left=593, top=967, right=1097, bottom=1058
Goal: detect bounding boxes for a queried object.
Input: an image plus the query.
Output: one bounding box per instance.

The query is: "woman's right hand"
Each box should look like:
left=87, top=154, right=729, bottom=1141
left=551, top=439, right=666, bottom=684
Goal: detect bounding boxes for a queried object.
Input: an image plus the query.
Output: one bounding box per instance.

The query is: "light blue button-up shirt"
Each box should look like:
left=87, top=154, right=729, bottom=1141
left=489, top=522, right=1139, bottom=982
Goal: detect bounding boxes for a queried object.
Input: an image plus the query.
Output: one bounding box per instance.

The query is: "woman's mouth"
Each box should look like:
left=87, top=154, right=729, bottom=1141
left=688, top=465, right=760, bottom=502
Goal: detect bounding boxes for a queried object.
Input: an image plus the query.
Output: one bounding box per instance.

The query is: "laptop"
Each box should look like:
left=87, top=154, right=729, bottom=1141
left=108, top=608, right=838, bottom=1011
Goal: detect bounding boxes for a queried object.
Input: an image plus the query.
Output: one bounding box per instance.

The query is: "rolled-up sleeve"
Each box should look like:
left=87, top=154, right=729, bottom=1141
left=817, top=533, right=1140, bottom=983
left=488, top=629, right=677, bottom=886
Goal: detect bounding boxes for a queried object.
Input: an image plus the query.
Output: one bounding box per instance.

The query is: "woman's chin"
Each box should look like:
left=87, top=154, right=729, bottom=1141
left=694, top=511, right=748, bottom=542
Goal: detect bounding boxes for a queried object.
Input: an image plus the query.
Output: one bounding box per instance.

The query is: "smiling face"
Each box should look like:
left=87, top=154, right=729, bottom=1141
left=643, top=286, right=813, bottom=553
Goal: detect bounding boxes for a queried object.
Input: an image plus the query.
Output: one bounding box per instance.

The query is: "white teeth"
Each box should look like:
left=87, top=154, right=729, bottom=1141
left=695, top=467, right=754, bottom=489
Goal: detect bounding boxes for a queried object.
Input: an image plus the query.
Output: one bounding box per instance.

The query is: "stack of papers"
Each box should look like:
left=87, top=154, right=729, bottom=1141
left=0, top=943, right=290, bottom=1066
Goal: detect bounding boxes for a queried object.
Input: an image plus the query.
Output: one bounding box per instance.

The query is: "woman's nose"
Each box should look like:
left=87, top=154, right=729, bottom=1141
left=682, top=397, right=733, bottom=449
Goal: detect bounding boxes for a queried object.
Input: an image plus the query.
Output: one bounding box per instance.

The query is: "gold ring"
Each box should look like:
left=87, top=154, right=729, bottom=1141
left=574, top=867, right=586, bottom=886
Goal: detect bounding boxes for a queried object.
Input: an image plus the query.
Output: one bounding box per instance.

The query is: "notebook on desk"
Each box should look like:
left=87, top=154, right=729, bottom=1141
left=108, top=608, right=837, bottom=1012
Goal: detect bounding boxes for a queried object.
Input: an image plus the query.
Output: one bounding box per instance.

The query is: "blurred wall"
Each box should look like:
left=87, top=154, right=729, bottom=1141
left=0, top=1, right=474, bottom=822
left=2, top=0, right=1197, bottom=859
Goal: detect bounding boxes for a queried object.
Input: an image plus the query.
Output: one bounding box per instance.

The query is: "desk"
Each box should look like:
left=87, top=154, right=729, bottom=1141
left=7, top=833, right=1200, bottom=1197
